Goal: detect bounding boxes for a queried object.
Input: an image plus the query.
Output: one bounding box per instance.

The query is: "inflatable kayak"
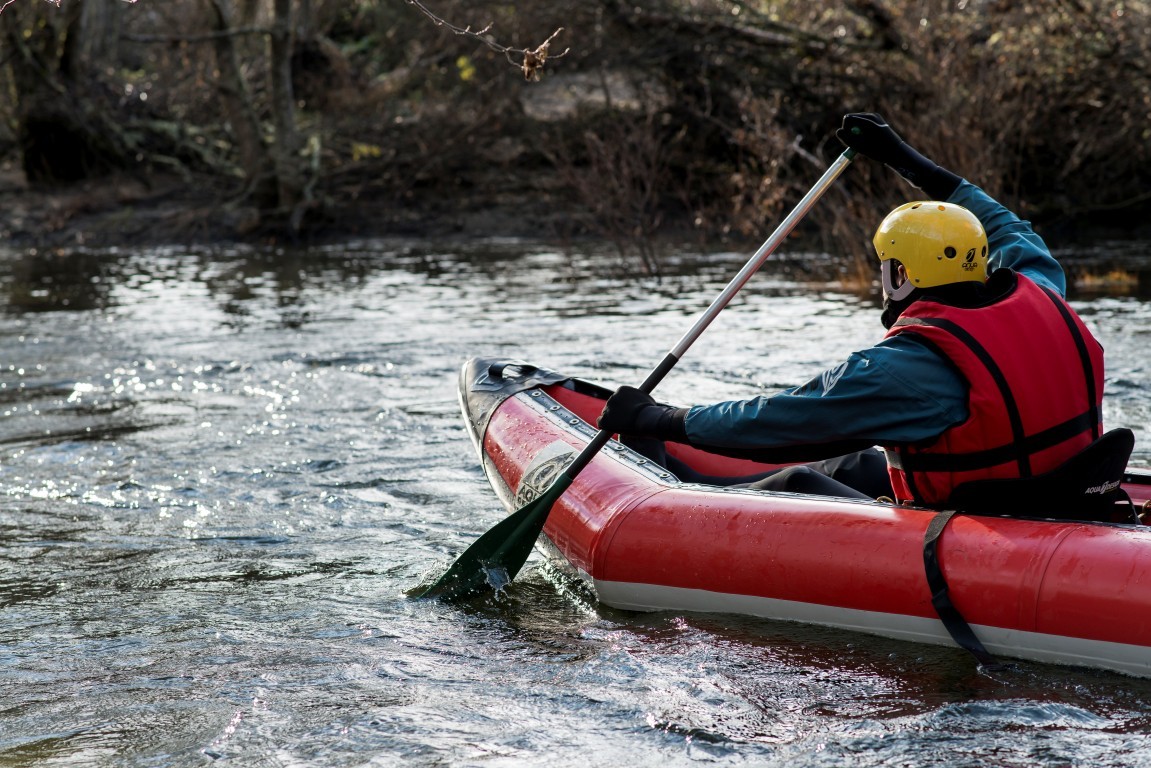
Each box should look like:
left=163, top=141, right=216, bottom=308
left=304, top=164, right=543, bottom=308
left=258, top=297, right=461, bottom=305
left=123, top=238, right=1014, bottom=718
left=458, top=357, right=1151, bottom=677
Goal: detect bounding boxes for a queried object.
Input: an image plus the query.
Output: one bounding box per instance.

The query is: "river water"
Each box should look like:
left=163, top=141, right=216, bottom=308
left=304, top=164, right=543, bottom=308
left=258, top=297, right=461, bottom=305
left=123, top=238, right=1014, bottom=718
left=2, top=239, right=1151, bottom=767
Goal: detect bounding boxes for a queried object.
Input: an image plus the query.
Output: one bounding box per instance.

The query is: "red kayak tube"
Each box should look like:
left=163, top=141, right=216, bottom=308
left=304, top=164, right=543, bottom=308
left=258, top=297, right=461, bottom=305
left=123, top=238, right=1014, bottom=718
left=458, top=358, right=1151, bottom=677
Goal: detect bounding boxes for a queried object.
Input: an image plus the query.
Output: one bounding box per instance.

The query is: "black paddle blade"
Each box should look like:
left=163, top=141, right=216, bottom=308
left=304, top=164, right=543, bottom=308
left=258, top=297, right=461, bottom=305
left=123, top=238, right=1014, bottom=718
left=414, top=476, right=572, bottom=601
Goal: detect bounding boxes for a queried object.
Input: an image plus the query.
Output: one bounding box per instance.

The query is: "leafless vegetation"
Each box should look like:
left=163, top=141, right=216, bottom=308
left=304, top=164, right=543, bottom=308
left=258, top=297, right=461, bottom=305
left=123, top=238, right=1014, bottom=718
left=0, top=0, right=1148, bottom=271
left=402, top=0, right=568, bottom=81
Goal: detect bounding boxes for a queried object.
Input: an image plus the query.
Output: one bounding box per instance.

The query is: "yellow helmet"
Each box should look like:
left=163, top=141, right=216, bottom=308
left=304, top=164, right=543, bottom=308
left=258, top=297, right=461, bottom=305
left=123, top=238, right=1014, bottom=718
left=872, top=201, right=988, bottom=301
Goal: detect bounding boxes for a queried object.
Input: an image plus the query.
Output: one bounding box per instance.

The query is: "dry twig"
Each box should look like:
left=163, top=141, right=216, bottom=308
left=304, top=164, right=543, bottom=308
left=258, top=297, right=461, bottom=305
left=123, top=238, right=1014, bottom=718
left=2, top=0, right=135, bottom=13
left=405, top=0, right=568, bottom=80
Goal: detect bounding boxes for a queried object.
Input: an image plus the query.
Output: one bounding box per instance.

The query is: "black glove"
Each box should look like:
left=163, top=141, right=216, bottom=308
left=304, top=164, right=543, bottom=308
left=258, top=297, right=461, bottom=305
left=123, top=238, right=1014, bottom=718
left=836, top=112, right=962, bottom=200
left=597, top=386, right=688, bottom=442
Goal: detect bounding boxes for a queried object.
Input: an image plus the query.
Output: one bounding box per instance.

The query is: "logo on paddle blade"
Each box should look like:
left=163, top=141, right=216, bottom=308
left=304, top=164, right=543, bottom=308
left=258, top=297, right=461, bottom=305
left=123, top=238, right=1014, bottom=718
left=515, top=441, right=576, bottom=506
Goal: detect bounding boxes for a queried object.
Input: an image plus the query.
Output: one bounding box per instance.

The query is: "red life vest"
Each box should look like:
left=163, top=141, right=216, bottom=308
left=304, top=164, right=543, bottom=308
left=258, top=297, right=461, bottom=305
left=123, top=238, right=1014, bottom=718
left=882, top=272, right=1104, bottom=507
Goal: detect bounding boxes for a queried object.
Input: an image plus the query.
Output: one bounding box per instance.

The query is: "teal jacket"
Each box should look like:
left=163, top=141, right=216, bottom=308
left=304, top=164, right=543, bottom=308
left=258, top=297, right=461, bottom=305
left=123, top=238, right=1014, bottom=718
left=682, top=181, right=1068, bottom=456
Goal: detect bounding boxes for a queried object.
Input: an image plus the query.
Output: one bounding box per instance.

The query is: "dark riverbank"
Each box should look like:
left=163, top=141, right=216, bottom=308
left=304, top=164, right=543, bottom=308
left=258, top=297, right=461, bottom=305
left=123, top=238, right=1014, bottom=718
left=4, top=159, right=1149, bottom=262
left=4, top=2, right=1149, bottom=262
left=0, top=162, right=574, bottom=252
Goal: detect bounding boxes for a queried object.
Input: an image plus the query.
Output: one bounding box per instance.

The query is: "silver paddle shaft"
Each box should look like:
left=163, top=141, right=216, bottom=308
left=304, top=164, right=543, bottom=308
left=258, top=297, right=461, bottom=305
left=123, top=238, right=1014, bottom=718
left=637, top=149, right=856, bottom=393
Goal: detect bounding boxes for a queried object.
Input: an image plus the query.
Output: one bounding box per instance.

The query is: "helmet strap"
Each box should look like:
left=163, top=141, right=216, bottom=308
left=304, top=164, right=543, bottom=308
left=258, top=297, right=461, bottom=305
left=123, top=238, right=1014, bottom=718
left=881, top=292, right=917, bottom=329
left=881, top=260, right=916, bottom=302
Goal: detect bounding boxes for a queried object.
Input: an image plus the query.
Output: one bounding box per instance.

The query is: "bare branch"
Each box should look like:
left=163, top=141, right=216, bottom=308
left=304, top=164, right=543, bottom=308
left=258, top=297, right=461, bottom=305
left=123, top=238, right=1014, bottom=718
left=122, top=27, right=268, bottom=44
left=405, top=0, right=569, bottom=80
left=1, top=0, right=135, bottom=14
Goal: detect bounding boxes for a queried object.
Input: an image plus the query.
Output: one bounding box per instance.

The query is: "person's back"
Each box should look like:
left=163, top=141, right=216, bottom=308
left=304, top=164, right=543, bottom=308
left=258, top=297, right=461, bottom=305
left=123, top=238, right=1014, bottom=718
left=881, top=268, right=1104, bottom=506
left=597, top=113, right=1110, bottom=508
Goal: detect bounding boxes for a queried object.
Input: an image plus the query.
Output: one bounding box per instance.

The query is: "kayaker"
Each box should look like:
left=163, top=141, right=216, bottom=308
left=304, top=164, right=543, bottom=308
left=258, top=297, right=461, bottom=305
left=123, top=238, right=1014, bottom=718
left=598, top=112, right=1111, bottom=508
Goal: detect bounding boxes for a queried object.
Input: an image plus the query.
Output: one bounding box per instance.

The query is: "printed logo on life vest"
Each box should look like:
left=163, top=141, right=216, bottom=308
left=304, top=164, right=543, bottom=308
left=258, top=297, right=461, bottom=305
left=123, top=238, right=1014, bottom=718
left=515, top=442, right=576, bottom=506
left=961, top=248, right=978, bottom=272
left=1084, top=479, right=1121, bottom=495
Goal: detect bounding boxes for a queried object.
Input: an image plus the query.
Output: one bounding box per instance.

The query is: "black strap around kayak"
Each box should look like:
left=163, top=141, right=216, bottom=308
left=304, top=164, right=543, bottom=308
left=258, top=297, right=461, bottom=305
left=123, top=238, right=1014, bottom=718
left=923, top=509, right=996, bottom=666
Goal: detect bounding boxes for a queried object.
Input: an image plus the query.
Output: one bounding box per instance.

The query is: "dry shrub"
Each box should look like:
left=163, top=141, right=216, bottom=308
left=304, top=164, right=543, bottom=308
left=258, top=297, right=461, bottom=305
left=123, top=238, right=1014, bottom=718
left=5, top=0, right=1149, bottom=257
left=713, top=92, right=795, bottom=239
left=836, top=1, right=1151, bottom=230
left=542, top=105, right=680, bottom=276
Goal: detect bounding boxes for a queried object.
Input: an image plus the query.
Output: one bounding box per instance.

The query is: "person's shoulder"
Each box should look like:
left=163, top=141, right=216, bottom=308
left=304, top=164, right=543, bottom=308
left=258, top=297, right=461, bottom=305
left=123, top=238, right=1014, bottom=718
left=868, top=335, right=968, bottom=401
left=872, top=332, right=946, bottom=356
left=857, top=334, right=956, bottom=377
left=1010, top=268, right=1063, bottom=296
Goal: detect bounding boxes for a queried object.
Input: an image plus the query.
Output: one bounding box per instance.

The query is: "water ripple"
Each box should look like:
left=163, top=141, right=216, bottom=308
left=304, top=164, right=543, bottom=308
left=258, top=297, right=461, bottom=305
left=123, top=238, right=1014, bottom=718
left=3, top=241, right=1151, bottom=766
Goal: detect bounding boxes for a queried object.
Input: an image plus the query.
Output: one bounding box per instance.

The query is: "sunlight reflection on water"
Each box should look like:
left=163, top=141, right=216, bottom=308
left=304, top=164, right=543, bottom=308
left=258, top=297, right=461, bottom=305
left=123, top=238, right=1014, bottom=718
left=1, top=240, right=1151, bottom=766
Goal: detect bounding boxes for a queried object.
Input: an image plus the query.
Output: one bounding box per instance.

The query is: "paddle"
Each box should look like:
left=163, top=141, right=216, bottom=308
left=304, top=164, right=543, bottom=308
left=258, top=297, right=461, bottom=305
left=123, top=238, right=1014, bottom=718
left=417, top=148, right=857, bottom=601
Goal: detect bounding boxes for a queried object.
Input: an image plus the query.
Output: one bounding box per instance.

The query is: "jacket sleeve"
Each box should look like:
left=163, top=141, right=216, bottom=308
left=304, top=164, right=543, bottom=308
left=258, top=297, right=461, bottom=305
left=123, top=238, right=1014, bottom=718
left=948, top=181, right=1067, bottom=298
left=682, top=335, right=969, bottom=462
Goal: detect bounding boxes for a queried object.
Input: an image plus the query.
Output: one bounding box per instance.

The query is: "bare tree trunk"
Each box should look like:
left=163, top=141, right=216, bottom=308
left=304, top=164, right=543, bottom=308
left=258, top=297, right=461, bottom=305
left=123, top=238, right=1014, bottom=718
left=1, top=0, right=123, bottom=184
left=58, top=0, right=84, bottom=81
left=268, top=0, right=308, bottom=230
left=295, top=0, right=313, bottom=39
left=203, top=0, right=275, bottom=206
left=77, top=0, right=124, bottom=67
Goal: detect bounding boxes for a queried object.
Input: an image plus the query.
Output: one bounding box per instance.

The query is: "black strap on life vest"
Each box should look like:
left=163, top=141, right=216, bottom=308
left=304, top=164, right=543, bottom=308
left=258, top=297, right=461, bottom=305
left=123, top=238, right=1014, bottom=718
left=895, top=316, right=1031, bottom=476
left=894, top=286, right=1101, bottom=482
left=922, top=509, right=997, bottom=666
left=889, top=408, right=1099, bottom=474
left=1037, top=285, right=1101, bottom=441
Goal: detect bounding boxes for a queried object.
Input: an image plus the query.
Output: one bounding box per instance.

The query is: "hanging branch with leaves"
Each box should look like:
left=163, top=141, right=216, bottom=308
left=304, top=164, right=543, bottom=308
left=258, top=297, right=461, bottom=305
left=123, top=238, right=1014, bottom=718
left=405, top=0, right=568, bottom=81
